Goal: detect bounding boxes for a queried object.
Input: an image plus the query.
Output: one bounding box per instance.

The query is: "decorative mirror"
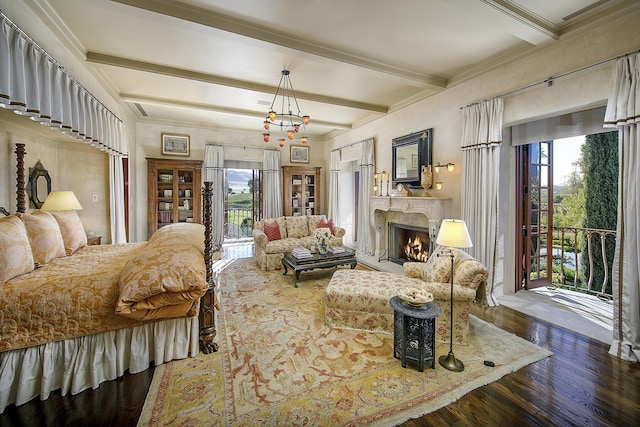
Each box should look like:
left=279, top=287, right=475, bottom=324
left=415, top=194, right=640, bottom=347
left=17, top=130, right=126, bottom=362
left=27, top=160, right=52, bottom=209
left=392, top=128, right=433, bottom=188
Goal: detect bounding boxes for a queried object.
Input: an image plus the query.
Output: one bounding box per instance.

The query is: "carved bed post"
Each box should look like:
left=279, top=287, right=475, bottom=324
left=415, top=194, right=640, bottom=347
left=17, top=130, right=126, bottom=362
left=199, top=181, right=219, bottom=353
left=15, top=143, right=26, bottom=213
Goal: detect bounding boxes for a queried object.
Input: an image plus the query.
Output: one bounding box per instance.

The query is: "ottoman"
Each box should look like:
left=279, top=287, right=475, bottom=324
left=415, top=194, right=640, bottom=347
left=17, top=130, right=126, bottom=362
left=324, top=268, right=478, bottom=345
left=324, top=269, right=421, bottom=333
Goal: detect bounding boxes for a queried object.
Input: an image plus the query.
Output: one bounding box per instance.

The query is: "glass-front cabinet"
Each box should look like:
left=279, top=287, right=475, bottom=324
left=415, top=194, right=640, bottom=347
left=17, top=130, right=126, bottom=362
left=147, top=158, right=202, bottom=238
left=282, top=166, right=321, bottom=217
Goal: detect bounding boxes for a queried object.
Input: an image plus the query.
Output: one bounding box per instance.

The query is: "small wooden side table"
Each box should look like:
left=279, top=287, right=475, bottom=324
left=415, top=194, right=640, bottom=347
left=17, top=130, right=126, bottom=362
left=87, top=235, right=102, bottom=246
left=390, top=296, right=441, bottom=372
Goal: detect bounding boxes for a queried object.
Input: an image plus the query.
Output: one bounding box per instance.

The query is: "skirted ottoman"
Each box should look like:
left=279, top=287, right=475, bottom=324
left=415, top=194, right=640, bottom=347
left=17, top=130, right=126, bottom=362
left=324, top=262, right=485, bottom=345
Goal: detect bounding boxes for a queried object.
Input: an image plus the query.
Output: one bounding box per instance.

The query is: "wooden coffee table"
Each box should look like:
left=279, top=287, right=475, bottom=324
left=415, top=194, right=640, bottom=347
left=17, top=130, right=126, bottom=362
left=282, top=249, right=357, bottom=288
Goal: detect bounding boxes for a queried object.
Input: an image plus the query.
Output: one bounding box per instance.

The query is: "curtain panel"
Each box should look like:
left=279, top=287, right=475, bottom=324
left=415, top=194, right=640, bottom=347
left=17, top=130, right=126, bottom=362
left=603, top=52, right=640, bottom=362
left=356, top=138, right=374, bottom=256
left=0, top=12, right=126, bottom=155
left=203, top=145, right=225, bottom=251
left=262, top=150, right=282, bottom=219
left=328, top=150, right=341, bottom=225
left=109, top=154, right=127, bottom=244
left=461, top=98, right=504, bottom=306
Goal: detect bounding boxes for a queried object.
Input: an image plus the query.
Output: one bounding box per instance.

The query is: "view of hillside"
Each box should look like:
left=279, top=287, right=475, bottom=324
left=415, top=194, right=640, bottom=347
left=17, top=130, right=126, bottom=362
left=227, top=169, right=252, bottom=194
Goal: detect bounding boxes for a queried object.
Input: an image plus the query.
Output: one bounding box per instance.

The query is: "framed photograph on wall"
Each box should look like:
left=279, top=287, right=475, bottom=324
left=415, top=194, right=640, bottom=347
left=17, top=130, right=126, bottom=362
left=290, top=145, right=309, bottom=163
left=161, top=133, right=190, bottom=156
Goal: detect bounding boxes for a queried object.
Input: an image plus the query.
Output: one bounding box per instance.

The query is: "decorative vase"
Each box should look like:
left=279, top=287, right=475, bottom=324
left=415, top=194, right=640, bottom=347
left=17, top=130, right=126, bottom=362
left=318, top=240, right=329, bottom=255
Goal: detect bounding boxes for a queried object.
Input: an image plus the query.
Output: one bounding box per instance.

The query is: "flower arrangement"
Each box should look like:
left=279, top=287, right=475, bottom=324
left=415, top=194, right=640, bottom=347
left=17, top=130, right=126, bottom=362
left=314, top=227, right=332, bottom=246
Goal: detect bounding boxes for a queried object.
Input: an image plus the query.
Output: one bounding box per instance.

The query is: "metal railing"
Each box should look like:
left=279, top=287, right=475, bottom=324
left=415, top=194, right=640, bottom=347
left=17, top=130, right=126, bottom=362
left=224, top=207, right=253, bottom=239
left=551, top=226, right=616, bottom=299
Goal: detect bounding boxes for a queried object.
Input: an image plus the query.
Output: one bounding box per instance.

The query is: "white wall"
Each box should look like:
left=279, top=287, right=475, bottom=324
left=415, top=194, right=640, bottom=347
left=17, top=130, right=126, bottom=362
left=324, top=9, right=640, bottom=298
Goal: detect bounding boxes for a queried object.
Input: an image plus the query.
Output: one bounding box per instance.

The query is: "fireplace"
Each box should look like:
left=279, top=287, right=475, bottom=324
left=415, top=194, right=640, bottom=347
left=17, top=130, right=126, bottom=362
left=388, top=222, right=433, bottom=265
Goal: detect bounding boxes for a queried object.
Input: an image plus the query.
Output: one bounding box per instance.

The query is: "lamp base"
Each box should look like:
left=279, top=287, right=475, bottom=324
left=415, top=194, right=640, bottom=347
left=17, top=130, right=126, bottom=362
left=439, top=351, right=465, bottom=372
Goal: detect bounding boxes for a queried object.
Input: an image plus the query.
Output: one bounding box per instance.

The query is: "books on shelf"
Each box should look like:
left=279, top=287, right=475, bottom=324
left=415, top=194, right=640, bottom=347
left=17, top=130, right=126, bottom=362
left=292, top=247, right=312, bottom=259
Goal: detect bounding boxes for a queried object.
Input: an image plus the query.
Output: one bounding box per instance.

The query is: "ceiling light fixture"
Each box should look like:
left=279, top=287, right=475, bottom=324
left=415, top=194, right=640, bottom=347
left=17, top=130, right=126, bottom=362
left=262, top=70, right=309, bottom=147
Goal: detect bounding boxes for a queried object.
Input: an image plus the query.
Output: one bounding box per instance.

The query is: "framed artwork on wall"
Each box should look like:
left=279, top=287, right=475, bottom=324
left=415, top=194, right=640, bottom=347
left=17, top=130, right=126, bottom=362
left=290, top=145, right=309, bottom=163
left=161, top=133, right=190, bottom=156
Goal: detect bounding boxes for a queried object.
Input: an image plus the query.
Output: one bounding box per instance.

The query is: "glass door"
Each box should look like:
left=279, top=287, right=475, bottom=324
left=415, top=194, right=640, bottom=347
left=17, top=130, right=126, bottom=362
left=516, top=141, right=554, bottom=290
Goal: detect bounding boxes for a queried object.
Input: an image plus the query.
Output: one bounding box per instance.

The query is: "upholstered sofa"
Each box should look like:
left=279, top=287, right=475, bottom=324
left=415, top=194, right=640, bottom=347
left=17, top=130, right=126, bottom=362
left=324, top=246, right=488, bottom=345
left=253, top=215, right=345, bottom=270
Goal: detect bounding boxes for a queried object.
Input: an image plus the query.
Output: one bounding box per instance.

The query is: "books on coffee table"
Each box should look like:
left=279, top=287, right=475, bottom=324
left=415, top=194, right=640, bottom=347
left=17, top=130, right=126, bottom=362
left=292, top=247, right=312, bottom=259
left=328, top=246, right=346, bottom=254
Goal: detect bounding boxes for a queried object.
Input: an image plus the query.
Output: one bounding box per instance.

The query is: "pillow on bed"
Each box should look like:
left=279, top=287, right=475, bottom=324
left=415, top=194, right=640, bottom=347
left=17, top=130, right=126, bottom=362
left=117, top=223, right=208, bottom=321
left=48, top=210, right=88, bottom=255
left=18, top=212, right=66, bottom=266
left=0, top=215, right=35, bottom=282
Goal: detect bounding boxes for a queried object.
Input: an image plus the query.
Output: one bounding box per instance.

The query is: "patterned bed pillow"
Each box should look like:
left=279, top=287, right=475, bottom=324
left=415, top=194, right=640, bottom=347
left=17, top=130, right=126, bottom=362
left=263, top=220, right=281, bottom=241
left=48, top=210, right=88, bottom=255
left=19, top=212, right=66, bottom=266
left=0, top=215, right=35, bottom=282
left=285, top=216, right=308, bottom=238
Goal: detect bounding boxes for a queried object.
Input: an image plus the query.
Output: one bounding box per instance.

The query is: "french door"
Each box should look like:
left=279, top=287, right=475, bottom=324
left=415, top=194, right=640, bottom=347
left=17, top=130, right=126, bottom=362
left=516, top=141, right=554, bottom=290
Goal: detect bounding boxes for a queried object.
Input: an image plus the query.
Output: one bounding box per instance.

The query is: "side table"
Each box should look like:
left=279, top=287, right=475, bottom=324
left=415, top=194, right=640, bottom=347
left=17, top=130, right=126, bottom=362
left=390, top=296, right=441, bottom=372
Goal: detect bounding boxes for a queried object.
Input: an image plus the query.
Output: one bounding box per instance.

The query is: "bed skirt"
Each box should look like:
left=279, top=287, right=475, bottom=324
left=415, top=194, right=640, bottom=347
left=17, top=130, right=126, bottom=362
left=0, top=316, right=200, bottom=413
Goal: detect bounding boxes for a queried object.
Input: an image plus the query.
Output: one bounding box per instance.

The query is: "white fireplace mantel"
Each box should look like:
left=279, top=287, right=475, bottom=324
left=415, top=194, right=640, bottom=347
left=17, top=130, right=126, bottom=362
left=370, top=196, right=451, bottom=259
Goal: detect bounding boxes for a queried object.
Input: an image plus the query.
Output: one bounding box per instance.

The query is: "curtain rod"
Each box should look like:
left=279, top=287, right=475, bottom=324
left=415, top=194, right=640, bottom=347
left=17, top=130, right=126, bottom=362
left=206, top=143, right=278, bottom=152
left=0, top=10, right=123, bottom=124
left=331, top=137, right=373, bottom=152
left=460, top=48, right=640, bottom=109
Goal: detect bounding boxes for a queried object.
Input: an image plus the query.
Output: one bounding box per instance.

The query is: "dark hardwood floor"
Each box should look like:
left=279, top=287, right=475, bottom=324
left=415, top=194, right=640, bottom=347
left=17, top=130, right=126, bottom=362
left=1, top=304, right=638, bottom=427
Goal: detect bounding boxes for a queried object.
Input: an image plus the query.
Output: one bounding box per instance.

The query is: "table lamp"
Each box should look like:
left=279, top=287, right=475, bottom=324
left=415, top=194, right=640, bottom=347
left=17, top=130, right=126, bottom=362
left=435, top=218, right=473, bottom=372
left=41, top=191, right=83, bottom=211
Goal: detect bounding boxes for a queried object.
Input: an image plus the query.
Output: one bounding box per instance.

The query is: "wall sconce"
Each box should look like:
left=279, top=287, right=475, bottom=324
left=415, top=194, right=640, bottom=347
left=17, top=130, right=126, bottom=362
left=434, top=162, right=454, bottom=190
left=434, top=162, right=455, bottom=173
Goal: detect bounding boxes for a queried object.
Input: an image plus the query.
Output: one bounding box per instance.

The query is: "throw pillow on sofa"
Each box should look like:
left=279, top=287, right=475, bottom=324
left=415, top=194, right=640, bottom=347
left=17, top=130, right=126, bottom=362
left=421, top=245, right=460, bottom=283
left=263, top=220, right=281, bottom=241
left=285, top=216, right=308, bottom=238
left=318, top=217, right=335, bottom=235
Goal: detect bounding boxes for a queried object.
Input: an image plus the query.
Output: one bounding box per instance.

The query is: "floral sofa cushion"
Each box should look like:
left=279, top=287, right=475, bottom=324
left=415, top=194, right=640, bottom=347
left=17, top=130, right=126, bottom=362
left=285, top=216, right=308, bottom=238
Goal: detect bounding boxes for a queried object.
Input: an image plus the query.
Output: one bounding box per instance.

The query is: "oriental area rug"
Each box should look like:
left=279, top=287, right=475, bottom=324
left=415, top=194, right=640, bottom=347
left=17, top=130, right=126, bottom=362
left=137, top=258, right=552, bottom=427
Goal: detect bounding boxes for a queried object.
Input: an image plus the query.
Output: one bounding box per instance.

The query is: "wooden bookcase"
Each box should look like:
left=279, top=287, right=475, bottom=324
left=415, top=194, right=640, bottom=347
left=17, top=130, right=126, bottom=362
left=147, top=158, right=203, bottom=238
left=282, top=166, right=321, bottom=217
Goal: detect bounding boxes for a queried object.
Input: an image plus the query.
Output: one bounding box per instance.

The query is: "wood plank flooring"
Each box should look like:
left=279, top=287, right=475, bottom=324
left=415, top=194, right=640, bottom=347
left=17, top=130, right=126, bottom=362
left=1, top=304, right=638, bottom=426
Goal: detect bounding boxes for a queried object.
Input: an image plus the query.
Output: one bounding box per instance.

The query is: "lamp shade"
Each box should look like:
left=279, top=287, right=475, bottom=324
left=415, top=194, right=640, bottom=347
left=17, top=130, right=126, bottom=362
left=436, top=219, right=472, bottom=248
left=41, top=191, right=83, bottom=210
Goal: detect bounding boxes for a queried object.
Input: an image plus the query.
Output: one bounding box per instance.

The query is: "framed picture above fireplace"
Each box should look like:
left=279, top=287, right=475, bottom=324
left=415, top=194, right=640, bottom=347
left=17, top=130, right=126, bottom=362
left=391, top=128, right=433, bottom=189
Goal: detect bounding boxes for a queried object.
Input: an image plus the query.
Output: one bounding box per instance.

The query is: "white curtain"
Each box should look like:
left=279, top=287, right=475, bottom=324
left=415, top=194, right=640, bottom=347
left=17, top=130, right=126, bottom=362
left=603, top=53, right=640, bottom=362
left=263, top=150, right=282, bottom=218
left=328, top=150, right=341, bottom=224
left=108, top=154, right=127, bottom=243
left=356, top=138, right=374, bottom=256
left=461, top=98, right=504, bottom=306
left=0, top=13, right=126, bottom=155
left=203, top=145, right=225, bottom=251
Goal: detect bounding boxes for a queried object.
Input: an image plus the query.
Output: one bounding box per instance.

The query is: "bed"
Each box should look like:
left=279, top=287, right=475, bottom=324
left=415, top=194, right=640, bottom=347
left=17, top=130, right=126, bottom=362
left=0, top=145, right=218, bottom=413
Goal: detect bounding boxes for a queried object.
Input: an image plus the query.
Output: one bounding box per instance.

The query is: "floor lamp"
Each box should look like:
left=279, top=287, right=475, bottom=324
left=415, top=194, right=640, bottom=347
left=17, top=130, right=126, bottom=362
left=435, top=219, right=473, bottom=372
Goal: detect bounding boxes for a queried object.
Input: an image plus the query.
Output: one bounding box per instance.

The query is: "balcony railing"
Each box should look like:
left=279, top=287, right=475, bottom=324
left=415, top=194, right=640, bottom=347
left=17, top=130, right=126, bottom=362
left=225, top=207, right=253, bottom=239
left=551, top=226, right=616, bottom=300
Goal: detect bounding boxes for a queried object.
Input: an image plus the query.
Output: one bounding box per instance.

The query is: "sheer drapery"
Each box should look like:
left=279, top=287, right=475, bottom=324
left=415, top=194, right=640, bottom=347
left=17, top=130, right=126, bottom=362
left=328, top=150, right=341, bottom=224
left=356, top=138, right=374, bottom=256
left=0, top=12, right=127, bottom=155
left=461, top=98, right=504, bottom=306
left=203, top=145, right=225, bottom=251
left=262, top=150, right=282, bottom=219
left=604, top=53, right=640, bottom=362
left=108, top=154, right=127, bottom=243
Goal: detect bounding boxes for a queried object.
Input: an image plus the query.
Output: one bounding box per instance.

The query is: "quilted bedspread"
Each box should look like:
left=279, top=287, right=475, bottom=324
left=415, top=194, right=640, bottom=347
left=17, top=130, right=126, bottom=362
left=0, top=243, right=148, bottom=352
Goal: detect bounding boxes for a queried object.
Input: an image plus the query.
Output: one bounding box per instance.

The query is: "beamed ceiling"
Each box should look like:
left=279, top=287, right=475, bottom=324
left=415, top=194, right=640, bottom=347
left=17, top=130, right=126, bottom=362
left=23, top=0, right=638, bottom=141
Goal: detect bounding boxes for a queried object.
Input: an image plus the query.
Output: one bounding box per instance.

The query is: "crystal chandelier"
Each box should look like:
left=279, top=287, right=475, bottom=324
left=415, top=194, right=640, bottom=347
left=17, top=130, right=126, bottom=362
left=262, top=70, right=309, bottom=147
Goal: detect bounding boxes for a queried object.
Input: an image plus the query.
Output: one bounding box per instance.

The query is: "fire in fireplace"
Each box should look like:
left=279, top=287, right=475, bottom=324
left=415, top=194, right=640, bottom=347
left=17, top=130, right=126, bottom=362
left=388, top=222, right=432, bottom=265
